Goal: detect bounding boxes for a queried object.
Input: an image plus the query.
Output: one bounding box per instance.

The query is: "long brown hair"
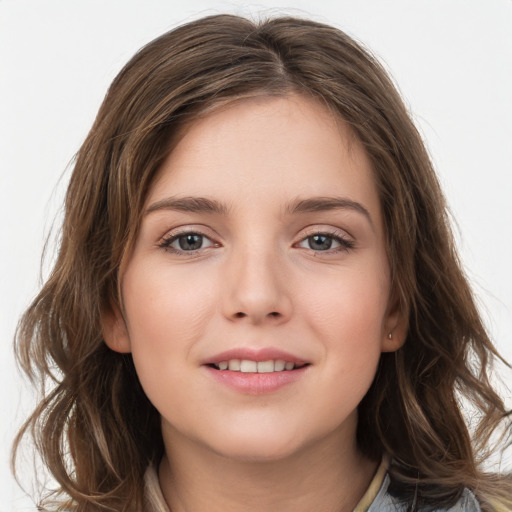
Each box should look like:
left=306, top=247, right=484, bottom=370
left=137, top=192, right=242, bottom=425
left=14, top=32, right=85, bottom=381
left=13, top=14, right=511, bottom=511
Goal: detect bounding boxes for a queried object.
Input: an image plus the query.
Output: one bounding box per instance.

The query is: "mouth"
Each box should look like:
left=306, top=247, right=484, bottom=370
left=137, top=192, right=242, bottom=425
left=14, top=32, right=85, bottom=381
left=202, top=348, right=310, bottom=393
left=207, top=359, right=310, bottom=373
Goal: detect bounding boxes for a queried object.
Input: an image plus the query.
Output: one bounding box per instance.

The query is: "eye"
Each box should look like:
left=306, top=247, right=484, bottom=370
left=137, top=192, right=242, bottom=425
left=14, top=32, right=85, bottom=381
left=159, top=231, right=216, bottom=253
left=297, top=231, right=354, bottom=252
left=302, top=234, right=336, bottom=251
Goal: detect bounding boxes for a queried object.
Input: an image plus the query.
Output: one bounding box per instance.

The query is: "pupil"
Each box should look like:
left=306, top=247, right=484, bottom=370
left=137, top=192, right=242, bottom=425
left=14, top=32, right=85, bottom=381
left=309, top=235, right=332, bottom=251
left=179, top=234, right=202, bottom=250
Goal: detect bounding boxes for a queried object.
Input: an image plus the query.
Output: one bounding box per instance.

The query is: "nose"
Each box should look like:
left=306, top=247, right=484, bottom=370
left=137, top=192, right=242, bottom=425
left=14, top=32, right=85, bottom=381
left=222, top=246, right=292, bottom=325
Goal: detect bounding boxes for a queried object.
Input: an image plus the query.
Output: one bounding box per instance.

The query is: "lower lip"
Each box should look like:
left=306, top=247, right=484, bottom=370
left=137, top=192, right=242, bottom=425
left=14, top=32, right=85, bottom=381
left=204, top=366, right=308, bottom=395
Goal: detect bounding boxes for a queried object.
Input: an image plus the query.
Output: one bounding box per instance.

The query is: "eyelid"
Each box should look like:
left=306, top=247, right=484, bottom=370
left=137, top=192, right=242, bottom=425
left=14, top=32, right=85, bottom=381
left=299, top=225, right=354, bottom=241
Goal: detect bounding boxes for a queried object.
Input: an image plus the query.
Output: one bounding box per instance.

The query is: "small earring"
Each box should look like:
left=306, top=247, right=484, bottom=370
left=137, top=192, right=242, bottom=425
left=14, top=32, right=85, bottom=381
left=387, top=332, right=393, bottom=340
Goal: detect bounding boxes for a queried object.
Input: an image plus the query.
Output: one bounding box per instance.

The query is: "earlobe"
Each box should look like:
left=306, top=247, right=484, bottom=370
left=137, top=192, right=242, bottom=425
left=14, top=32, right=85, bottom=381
left=381, top=295, right=408, bottom=353
left=381, top=328, right=406, bottom=352
left=101, top=302, right=132, bottom=354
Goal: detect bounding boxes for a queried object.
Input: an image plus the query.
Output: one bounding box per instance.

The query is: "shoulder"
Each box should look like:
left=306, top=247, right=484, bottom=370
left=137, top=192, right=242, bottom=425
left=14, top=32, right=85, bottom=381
left=367, top=474, right=481, bottom=512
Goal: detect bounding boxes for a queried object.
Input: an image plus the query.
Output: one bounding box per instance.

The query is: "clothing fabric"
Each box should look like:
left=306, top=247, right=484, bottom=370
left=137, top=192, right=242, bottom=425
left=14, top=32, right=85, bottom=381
left=365, top=474, right=481, bottom=512
left=143, top=458, right=482, bottom=512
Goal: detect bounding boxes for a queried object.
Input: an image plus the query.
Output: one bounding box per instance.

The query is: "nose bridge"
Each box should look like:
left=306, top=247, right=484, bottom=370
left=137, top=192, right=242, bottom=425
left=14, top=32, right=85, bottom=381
left=223, top=238, right=291, bottom=323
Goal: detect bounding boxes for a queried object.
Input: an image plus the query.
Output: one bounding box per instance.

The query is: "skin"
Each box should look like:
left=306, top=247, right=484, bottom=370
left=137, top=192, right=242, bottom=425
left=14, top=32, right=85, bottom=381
left=103, top=95, right=406, bottom=512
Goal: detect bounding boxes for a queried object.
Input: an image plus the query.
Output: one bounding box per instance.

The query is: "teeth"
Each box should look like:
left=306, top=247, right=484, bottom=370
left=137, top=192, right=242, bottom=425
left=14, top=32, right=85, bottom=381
left=274, top=360, right=286, bottom=371
left=240, top=360, right=257, bottom=373
left=214, top=359, right=301, bottom=373
left=257, top=360, right=274, bottom=373
left=228, top=359, right=241, bottom=371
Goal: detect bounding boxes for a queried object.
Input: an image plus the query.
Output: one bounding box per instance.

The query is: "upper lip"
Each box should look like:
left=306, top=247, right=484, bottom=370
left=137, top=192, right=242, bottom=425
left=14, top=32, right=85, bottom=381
left=202, top=347, right=308, bottom=365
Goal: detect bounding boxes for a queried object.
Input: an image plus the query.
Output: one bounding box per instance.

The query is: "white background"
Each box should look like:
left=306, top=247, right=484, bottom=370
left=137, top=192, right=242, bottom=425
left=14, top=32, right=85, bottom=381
left=1, top=1, right=511, bottom=510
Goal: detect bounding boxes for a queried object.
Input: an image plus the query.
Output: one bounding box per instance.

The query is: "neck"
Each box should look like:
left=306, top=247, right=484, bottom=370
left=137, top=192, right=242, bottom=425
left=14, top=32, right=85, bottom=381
left=158, top=423, right=378, bottom=512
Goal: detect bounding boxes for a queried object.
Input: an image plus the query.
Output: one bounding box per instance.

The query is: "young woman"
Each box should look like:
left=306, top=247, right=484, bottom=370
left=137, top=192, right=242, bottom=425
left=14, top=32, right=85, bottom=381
left=13, top=14, right=511, bottom=512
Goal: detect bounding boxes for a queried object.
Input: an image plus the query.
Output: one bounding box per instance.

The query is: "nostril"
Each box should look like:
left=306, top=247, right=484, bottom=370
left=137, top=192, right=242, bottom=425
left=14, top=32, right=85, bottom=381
left=233, top=311, right=280, bottom=319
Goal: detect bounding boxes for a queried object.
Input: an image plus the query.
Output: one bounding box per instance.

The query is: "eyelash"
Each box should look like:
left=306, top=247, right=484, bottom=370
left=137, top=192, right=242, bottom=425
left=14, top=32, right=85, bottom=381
left=158, top=229, right=217, bottom=255
left=296, top=229, right=355, bottom=254
left=157, top=228, right=355, bottom=255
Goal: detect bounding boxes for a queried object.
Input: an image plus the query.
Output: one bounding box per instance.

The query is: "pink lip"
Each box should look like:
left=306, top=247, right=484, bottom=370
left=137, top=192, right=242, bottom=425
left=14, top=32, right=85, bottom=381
left=201, top=347, right=310, bottom=395
left=204, top=365, right=308, bottom=395
left=202, top=347, right=307, bottom=365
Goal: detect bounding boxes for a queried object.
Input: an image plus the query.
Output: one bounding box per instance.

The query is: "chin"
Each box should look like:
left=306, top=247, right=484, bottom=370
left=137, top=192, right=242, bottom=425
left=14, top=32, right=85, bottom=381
left=206, top=427, right=308, bottom=463
left=215, top=442, right=302, bottom=463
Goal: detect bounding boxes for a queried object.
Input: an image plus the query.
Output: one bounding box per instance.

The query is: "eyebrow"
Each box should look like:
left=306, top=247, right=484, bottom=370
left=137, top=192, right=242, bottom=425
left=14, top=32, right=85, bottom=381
left=145, top=196, right=229, bottom=216
left=286, top=196, right=374, bottom=228
left=145, top=195, right=373, bottom=228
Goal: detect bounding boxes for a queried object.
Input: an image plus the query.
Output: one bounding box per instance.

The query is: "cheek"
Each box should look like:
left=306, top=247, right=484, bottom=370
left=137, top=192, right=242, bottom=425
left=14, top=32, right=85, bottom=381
left=301, top=267, right=389, bottom=345
left=121, top=263, right=217, bottom=390
left=297, top=265, right=389, bottom=404
left=291, top=275, right=386, bottom=443
left=121, top=267, right=219, bottom=427
left=123, top=262, right=216, bottom=342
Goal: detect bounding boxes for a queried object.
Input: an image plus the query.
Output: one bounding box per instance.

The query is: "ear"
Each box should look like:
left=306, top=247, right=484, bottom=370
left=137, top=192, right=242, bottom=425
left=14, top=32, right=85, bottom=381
left=381, top=292, right=408, bottom=353
left=101, top=302, right=132, bottom=353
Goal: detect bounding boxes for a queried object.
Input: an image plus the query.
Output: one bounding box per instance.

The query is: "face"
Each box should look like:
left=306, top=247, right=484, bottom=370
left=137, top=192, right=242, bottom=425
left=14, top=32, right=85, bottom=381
left=103, top=95, right=405, bottom=463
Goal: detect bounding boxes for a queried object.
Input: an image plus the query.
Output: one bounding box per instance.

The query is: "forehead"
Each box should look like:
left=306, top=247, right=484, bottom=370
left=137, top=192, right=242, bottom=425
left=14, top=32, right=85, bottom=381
left=147, top=95, right=380, bottom=219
